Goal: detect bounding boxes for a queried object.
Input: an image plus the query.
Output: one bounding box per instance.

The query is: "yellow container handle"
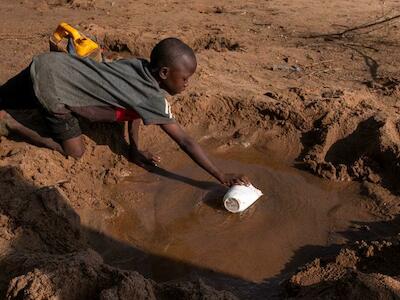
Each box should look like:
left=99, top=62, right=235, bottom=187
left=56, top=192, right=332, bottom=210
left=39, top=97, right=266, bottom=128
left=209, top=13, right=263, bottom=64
left=52, top=22, right=99, bottom=58
left=53, top=22, right=83, bottom=42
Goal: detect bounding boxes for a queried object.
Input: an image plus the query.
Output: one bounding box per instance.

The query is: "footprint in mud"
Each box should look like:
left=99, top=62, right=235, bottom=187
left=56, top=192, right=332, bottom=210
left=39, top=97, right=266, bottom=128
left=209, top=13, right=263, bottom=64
left=321, top=88, right=344, bottom=99
left=364, top=77, right=400, bottom=96
left=192, top=34, right=243, bottom=52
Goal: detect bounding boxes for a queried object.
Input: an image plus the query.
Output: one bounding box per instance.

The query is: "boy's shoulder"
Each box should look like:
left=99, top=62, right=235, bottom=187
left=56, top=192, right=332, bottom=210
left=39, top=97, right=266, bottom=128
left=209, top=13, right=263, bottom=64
left=110, top=58, right=151, bottom=75
left=111, top=58, right=162, bottom=91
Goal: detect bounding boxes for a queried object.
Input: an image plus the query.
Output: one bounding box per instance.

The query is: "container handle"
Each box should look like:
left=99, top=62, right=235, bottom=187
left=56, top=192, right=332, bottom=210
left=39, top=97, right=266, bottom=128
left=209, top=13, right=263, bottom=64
left=53, top=22, right=82, bottom=42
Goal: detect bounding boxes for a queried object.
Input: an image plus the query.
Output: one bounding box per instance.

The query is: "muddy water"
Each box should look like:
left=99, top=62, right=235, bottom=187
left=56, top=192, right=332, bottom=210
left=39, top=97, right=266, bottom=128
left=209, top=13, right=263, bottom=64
left=86, top=148, right=372, bottom=287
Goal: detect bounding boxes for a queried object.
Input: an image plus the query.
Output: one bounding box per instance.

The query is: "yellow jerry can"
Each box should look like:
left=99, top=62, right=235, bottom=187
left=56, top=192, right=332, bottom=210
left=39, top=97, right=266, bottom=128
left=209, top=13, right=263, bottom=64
left=49, top=22, right=102, bottom=62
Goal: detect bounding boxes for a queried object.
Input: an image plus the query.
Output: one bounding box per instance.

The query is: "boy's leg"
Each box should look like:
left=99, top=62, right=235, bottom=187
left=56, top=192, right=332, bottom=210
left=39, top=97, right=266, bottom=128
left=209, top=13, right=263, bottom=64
left=44, top=111, right=85, bottom=158
left=0, top=65, right=59, bottom=148
left=0, top=66, right=85, bottom=158
left=0, top=110, right=85, bottom=158
left=0, top=110, right=64, bottom=153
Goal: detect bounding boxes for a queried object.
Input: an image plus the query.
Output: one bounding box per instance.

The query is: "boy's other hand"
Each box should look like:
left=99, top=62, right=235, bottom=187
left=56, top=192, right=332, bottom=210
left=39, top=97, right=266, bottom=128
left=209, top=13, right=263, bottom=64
left=220, top=173, right=251, bottom=187
left=129, top=149, right=161, bottom=167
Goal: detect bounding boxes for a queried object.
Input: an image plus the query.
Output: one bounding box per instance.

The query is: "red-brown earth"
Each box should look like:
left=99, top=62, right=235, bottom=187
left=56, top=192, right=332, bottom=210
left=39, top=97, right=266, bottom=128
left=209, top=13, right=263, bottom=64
left=1, top=0, right=400, bottom=299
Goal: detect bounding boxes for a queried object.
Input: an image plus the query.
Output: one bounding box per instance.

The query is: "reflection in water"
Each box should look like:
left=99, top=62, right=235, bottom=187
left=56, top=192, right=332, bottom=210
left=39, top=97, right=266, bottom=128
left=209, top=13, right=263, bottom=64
left=87, top=148, right=373, bottom=283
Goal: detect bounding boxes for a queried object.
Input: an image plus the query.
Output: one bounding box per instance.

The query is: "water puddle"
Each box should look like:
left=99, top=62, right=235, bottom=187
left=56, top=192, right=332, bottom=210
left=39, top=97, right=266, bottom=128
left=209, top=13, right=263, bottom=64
left=86, top=148, right=373, bottom=286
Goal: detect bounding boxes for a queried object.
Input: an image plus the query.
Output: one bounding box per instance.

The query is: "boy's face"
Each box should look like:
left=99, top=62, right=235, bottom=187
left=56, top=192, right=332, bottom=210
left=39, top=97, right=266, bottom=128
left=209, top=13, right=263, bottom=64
left=159, top=55, right=197, bottom=95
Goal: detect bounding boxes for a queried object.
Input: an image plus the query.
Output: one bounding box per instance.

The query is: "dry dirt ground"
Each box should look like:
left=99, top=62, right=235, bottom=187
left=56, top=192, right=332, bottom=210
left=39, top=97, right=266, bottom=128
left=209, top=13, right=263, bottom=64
left=1, top=0, right=400, bottom=299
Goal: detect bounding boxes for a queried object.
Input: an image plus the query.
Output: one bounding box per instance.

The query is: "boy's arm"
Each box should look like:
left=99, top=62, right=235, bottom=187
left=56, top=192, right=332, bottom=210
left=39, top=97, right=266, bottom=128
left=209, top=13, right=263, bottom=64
left=160, top=122, right=249, bottom=186
left=128, top=119, right=160, bottom=166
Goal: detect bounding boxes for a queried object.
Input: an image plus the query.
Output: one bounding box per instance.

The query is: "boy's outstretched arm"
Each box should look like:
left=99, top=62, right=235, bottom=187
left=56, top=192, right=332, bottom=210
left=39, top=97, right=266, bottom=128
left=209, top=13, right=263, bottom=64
left=161, top=122, right=249, bottom=187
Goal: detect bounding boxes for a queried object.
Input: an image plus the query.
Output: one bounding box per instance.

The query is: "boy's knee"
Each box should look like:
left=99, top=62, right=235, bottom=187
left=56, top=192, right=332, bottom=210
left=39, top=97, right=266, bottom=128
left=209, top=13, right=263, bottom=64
left=65, top=147, right=85, bottom=159
left=62, top=136, right=85, bottom=159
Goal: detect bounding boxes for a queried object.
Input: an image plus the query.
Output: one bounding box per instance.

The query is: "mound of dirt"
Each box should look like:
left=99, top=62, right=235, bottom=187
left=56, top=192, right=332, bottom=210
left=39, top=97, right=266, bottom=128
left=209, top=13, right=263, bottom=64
left=284, top=237, right=400, bottom=299
left=300, top=112, right=400, bottom=187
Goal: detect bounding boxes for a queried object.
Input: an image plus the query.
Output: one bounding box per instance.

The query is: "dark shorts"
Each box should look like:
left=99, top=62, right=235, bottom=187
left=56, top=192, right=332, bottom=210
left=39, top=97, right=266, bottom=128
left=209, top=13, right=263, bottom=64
left=0, top=66, right=82, bottom=141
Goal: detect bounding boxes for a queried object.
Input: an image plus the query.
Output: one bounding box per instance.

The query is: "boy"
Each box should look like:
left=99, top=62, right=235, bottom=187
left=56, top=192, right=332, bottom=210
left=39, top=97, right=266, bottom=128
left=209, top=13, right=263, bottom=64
left=0, top=38, right=248, bottom=187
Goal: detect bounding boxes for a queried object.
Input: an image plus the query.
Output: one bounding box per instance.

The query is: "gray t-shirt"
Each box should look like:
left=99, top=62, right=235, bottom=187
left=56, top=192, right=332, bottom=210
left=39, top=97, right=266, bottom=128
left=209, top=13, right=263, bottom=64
left=30, top=52, right=174, bottom=125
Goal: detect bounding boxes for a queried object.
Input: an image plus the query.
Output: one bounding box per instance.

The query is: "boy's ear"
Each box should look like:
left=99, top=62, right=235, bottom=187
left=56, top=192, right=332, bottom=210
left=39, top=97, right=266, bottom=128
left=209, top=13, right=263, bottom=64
left=159, top=67, right=169, bottom=80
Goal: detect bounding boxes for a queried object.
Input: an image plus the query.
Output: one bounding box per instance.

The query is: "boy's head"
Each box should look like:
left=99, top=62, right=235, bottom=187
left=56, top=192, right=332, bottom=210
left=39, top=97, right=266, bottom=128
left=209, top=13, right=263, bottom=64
left=150, top=38, right=197, bottom=95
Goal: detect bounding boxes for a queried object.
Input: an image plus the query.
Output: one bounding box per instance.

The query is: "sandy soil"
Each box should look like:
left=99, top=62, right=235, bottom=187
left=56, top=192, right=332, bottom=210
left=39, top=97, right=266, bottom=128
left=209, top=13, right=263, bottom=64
left=1, top=0, right=400, bottom=299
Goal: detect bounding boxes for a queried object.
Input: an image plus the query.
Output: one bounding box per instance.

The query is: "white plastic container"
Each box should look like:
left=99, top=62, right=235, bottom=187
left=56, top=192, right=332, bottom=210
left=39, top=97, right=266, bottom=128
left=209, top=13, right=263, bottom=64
left=223, top=184, right=263, bottom=213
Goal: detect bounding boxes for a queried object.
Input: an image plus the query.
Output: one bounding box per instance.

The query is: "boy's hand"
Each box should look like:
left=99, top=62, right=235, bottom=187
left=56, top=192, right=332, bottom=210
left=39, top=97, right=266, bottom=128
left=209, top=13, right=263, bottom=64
left=129, top=149, right=161, bottom=167
left=220, top=173, right=251, bottom=187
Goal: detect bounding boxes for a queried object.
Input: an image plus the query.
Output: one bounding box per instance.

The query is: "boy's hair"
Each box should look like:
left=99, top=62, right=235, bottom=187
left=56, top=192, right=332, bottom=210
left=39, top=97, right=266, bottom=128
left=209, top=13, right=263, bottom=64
left=150, top=38, right=196, bottom=70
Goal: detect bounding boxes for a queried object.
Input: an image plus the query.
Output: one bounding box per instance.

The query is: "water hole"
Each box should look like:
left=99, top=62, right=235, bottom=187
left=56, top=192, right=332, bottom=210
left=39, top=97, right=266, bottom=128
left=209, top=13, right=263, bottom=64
left=84, top=147, right=375, bottom=297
